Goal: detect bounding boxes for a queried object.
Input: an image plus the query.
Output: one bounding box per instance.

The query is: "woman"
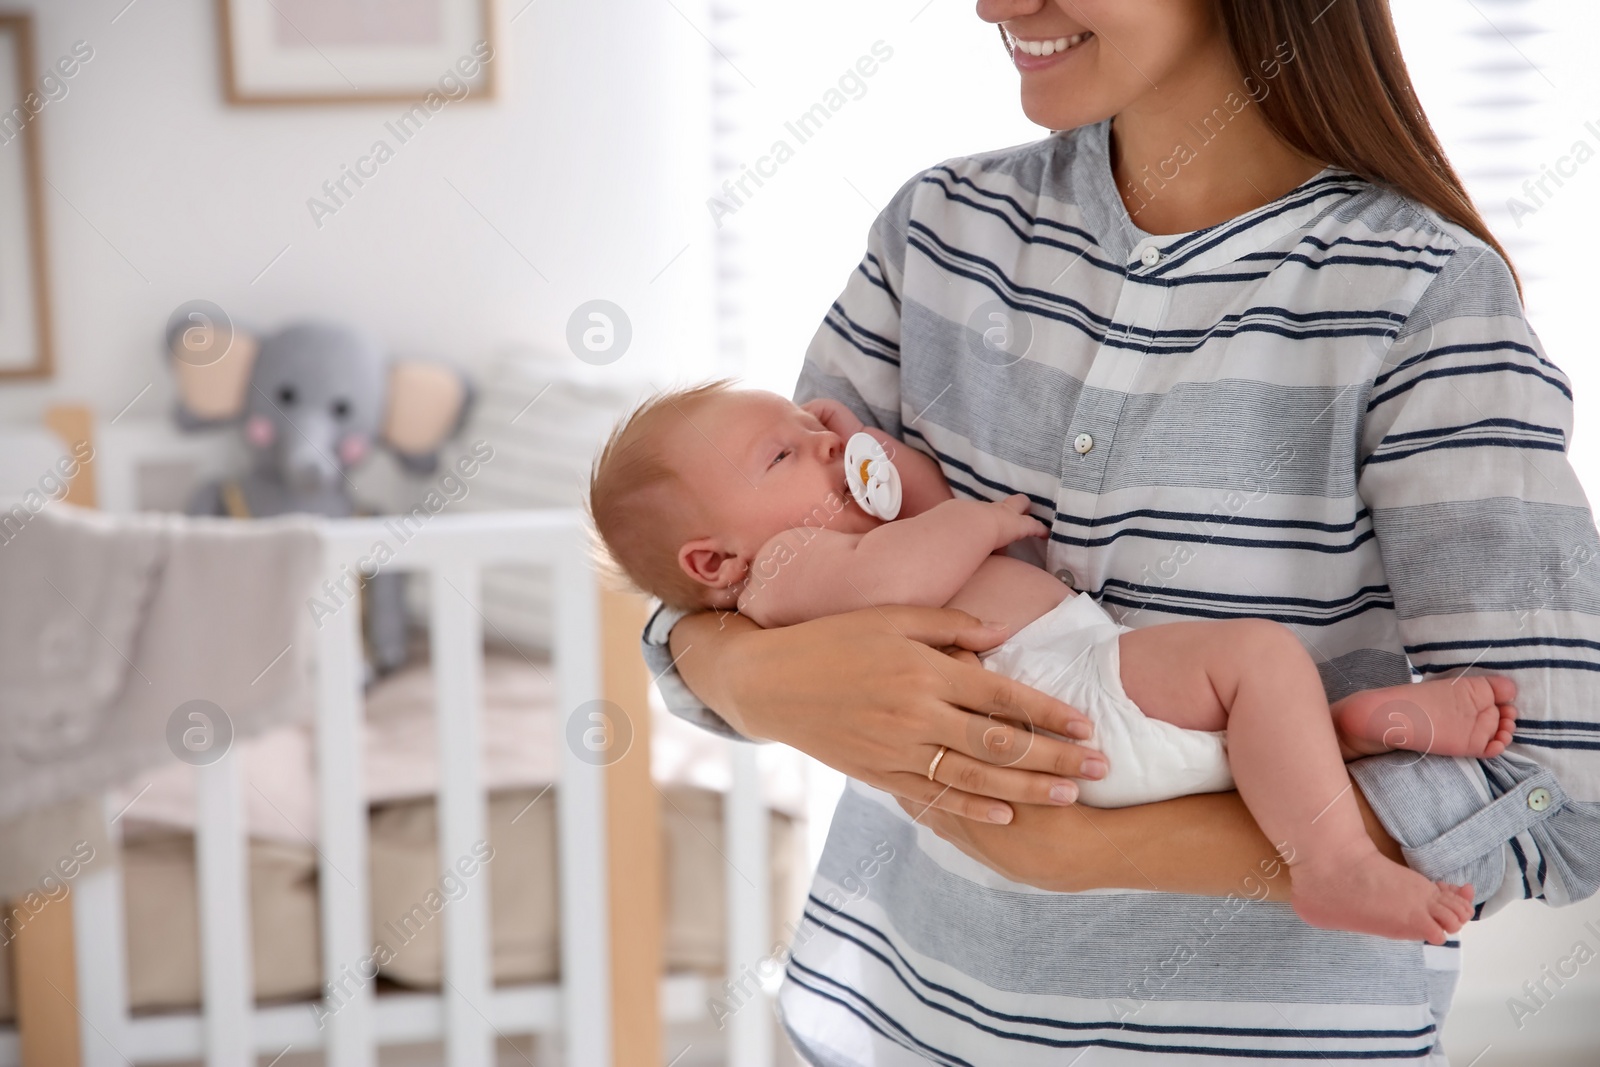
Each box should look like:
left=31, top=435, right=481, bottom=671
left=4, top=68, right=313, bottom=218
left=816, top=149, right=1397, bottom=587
left=645, top=0, right=1600, bottom=1062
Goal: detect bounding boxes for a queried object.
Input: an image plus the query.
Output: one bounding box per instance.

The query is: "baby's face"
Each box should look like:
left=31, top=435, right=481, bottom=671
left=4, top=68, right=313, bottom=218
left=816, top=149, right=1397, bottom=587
left=671, top=391, right=870, bottom=556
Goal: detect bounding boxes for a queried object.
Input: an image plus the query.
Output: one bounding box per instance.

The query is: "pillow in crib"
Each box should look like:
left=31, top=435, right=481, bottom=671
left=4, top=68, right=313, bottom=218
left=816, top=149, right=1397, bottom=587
left=402, top=349, right=652, bottom=654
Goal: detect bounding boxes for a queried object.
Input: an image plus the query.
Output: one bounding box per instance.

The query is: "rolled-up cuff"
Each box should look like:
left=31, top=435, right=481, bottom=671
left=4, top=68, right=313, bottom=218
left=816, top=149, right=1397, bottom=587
left=1349, top=751, right=1565, bottom=908
left=642, top=602, right=749, bottom=741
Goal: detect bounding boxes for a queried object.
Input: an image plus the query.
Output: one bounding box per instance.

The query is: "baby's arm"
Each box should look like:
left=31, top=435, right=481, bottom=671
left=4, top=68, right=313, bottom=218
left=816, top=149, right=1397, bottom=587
left=802, top=398, right=954, bottom=517
left=740, top=494, right=1046, bottom=628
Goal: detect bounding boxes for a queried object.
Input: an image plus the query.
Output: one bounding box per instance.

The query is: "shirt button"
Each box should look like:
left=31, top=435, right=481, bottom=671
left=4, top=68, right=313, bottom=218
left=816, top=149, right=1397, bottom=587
left=1073, top=432, right=1094, bottom=455
left=1053, top=568, right=1077, bottom=589
left=1139, top=245, right=1161, bottom=267
left=1527, top=787, right=1552, bottom=812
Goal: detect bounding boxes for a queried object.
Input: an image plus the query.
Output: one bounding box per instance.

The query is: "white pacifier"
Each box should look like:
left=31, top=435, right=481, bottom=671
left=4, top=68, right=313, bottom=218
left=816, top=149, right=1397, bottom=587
left=843, top=432, right=902, bottom=520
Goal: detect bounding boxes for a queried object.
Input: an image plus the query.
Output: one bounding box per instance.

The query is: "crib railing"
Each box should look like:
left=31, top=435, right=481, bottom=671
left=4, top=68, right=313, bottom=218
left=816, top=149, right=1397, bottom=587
left=61, top=510, right=777, bottom=1067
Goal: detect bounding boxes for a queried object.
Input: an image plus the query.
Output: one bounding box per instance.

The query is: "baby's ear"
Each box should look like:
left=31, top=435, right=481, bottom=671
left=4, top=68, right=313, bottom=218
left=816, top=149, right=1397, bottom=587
left=679, top=538, right=744, bottom=588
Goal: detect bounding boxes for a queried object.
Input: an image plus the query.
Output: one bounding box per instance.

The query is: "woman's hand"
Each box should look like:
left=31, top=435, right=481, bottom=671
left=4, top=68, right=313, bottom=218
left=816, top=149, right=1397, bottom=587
left=670, top=605, right=1107, bottom=823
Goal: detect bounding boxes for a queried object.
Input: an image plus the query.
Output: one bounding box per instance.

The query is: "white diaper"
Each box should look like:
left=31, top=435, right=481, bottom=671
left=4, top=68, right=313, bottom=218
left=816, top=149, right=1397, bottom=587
left=980, top=594, right=1233, bottom=808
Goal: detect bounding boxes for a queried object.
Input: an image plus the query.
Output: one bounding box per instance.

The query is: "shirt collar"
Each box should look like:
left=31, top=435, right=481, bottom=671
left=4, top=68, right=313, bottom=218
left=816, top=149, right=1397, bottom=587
left=1069, top=120, right=1361, bottom=279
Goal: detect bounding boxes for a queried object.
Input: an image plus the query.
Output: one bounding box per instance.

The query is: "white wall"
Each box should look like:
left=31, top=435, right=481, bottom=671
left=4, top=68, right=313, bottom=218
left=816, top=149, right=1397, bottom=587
left=715, top=1, right=1040, bottom=396
left=0, top=0, right=718, bottom=426
left=1395, top=0, right=1600, bottom=509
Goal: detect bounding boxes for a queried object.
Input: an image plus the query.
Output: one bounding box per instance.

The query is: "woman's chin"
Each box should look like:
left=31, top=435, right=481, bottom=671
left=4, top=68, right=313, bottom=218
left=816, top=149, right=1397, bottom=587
left=1018, top=90, right=1114, bottom=134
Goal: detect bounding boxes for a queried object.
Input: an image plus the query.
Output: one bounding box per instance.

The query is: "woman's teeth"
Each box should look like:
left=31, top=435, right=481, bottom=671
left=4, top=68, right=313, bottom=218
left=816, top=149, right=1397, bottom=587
left=1011, top=32, right=1091, bottom=57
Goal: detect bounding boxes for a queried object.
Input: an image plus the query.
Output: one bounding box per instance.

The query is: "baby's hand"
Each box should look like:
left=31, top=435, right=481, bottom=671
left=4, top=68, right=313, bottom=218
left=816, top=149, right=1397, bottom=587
left=991, top=493, right=1048, bottom=546
left=801, top=397, right=865, bottom=439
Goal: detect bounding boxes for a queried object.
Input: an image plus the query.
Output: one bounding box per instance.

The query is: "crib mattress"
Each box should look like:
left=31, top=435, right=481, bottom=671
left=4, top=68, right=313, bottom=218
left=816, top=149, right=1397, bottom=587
left=103, top=649, right=806, bottom=843
left=0, top=650, right=807, bottom=1017
left=0, top=785, right=795, bottom=1016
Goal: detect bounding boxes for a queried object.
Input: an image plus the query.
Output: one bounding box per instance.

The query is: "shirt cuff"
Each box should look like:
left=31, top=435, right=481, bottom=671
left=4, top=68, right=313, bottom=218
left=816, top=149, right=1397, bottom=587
left=1348, top=751, right=1566, bottom=908
left=642, top=601, right=749, bottom=741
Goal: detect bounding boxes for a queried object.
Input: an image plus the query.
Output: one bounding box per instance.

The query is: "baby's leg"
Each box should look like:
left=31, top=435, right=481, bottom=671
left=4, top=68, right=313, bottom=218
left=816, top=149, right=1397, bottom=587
left=1331, top=676, right=1517, bottom=759
left=1119, top=619, right=1474, bottom=944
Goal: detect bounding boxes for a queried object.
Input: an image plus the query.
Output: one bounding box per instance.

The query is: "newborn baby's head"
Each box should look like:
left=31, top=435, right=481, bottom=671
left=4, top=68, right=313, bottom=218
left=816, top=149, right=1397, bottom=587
left=589, top=381, right=864, bottom=610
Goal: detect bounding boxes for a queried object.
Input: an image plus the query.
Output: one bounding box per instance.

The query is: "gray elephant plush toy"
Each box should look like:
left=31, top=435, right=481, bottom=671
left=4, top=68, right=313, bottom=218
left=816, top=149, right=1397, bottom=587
left=167, top=318, right=472, bottom=676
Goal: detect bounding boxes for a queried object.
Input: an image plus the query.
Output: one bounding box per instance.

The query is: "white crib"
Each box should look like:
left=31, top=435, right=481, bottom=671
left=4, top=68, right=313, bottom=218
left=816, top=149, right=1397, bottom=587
left=1, top=416, right=780, bottom=1067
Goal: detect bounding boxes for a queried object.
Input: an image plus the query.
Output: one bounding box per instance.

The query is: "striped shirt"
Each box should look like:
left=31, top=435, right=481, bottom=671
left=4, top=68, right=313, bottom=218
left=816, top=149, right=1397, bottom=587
left=643, top=120, right=1600, bottom=1064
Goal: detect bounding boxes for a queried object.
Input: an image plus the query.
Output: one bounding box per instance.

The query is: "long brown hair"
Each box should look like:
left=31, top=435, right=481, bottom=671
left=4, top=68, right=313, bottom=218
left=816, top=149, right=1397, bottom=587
left=1217, top=0, right=1520, bottom=295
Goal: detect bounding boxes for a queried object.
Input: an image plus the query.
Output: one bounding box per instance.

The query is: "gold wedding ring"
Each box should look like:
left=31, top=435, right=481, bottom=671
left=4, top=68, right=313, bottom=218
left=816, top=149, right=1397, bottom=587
left=927, top=745, right=949, bottom=782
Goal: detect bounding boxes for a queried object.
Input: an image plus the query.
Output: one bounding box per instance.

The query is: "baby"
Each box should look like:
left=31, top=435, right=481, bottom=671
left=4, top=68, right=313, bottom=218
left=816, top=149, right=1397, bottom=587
left=590, top=382, right=1519, bottom=944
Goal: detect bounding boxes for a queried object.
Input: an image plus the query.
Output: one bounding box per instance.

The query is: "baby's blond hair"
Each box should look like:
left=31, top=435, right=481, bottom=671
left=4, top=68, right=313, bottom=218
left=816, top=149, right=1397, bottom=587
left=587, top=379, right=737, bottom=611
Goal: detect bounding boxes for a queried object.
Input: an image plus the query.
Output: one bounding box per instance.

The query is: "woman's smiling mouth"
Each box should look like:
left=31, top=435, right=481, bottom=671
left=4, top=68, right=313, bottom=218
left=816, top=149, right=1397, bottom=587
left=1004, top=29, right=1094, bottom=71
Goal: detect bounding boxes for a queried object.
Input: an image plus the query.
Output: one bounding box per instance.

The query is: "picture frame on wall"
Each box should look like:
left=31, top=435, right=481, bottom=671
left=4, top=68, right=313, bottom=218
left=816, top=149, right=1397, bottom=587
left=218, top=0, right=497, bottom=105
left=0, top=13, right=54, bottom=381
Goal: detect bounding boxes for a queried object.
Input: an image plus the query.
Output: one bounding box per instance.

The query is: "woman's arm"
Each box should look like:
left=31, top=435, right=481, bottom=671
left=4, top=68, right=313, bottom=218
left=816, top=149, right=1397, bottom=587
left=668, top=605, right=1107, bottom=823
left=904, top=781, right=1403, bottom=901
left=1348, top=245, right=1600, bottom=915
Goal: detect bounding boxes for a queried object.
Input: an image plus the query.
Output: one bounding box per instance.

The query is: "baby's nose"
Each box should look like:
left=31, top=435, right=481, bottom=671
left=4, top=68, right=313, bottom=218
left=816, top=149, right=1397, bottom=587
left=820, top=434, right=843, bottom=461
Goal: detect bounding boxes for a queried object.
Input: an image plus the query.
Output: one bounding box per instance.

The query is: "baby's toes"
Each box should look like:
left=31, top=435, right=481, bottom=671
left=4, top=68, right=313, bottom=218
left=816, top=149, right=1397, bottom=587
left=1484, top=706, right=1518, bottom=757
left=1428, top=888, right=1468, bottom=934
left=1487, top=675, right=1518, bottom=705
left=1442, top=882, right=1475, bottom=922
left=1423, top=912, right=1456, bottom=943
left=1499, top=703, right=1518, bottom=738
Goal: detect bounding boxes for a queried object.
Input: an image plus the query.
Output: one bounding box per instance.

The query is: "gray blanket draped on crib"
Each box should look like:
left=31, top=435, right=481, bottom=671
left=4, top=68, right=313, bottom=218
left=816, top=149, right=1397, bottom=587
left=0, top=505, right=318, bottom=896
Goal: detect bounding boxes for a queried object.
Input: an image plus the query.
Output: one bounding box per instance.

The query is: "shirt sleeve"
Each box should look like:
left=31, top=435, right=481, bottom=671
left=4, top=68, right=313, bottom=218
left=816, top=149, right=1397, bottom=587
left=1349, top=240, right=1600, bottom=916
left=641, top=170, right=925, bottom=735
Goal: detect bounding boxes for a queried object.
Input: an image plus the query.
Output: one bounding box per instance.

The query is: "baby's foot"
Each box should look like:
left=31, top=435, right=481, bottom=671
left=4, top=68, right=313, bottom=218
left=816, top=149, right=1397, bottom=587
left=1333, top=675, right=1517, bottom=759
left=1291, top=847, right=1474, bottom=945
